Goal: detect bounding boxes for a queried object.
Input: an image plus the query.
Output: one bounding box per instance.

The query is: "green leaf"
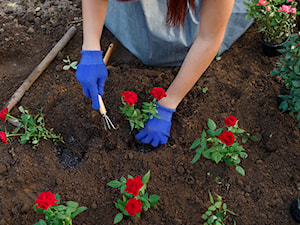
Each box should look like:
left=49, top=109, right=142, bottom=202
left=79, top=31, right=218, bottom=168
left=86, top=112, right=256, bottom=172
left=249, top=135, right=261, bottom=142
left=207, top=129, right=215, bottom=137
left=240, top=152, right=248, bottom=159
left=63, top=65, right=71, bottom=70
left=242, top=135, right=249, bottom=143
left=70, top=206, right=87, bottom=219
left=191, top=153, right=201, bottom=164
left=215, top=201, right=222, bottom=209
left=208, top=205, right=216, bottom=211
left=201, top=214, right=208, bottom=220
left=201, top=130, right=207, bottom=138
left=34, top=220, right=47, bottom=225
left=149, top=194, right=161, bottom=203
left=235, top=166, right=245, bottom=176
left=141, top=170, right=151, bottom=184
left=279, top=100, right=288, bottom=112
left=223, top=203, right=227, bottom=211
left=211, top=152, right=223, bottom=164
left=18, top=106, right=25, bottom=114
left=190, top=138, right=200, bottom=149
left=215, top=128, right=222, bottom=136
left=207, top=118, right=217, bottom=131
left=208, top=191, right=214, bottom=204
left=66, top=201, right=79, bottom=208
left=205, top=210, right=212, bottom=216
left=114, top=213, right=123, bottom=224
left=292, top=80, right=300, bottom=88
left=107, top=180, right=122, bottom=188
left=142, top=199, right=151, bottom=211
left=120, top=176, right=126, bottom=183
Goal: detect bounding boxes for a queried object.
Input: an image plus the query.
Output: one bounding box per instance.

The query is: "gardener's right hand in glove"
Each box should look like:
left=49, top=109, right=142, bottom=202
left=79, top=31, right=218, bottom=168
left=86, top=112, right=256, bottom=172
left=135, top=102, right=176, bottom=147
left=76, top=50, right=108, bottom=110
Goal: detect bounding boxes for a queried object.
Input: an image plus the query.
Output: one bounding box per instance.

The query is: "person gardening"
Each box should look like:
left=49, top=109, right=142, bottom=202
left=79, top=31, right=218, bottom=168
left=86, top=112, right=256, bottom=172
left=75, top=0, right=251, bottom=147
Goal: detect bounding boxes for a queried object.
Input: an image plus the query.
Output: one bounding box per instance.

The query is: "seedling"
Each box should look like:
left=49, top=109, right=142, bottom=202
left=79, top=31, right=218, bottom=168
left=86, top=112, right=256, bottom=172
left=202, top=191, right=237, bottom=225
left=63, top=56, right=78, bottom=70
left=202, top=87, right=209, bottom=94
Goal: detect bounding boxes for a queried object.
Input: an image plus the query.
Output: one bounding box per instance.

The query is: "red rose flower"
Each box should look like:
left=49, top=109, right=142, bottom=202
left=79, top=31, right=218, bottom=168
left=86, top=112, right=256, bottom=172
left=0, top=131, right=7, bottom=144
left=150, top=87, right=167, bottom=100
left=121, top=91, right=138, bottom=106
left=125, top=198, right=143, bottom=216
left=0, top=107, right=8, bottom=122
left=219, top=131, right=235, bottom=146
left=124, top=176, right=144, bottom=197
left=34, top=191, right=58, bottom=210
left=224, top=116, right=237, bottom=127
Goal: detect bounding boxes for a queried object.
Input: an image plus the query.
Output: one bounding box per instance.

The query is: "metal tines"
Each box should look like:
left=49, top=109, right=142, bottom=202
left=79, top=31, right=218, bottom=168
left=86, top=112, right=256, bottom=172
left=98, top=95, right=117, bottom=130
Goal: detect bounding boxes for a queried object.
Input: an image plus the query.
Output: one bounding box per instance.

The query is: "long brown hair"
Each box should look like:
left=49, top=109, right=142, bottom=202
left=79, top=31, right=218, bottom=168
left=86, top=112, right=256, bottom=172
left=166, top=0, right=196, bottom=27
left=117, top=0, right=197, bottom=27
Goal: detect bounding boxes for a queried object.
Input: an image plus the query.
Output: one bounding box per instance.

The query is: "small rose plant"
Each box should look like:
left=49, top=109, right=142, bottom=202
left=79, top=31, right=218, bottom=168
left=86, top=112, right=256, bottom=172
left=0, top=106, right=63, bottom=149
left=190, top=116, right=260, bottom=176
left=107, top=170, right=161, bottom=224
left=120, top=87, right=166, bottom=131
left=33, top=191, right=87, bottom=225
left=245, top=0, right=298, bottom=44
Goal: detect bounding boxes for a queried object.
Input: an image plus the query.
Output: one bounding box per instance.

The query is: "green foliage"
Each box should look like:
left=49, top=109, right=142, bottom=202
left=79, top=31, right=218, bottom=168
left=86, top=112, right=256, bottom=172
left=107, top=170, right=161, bottom=224
left=120, top=96, right=159, bottom=131
left=5, top=106, right=63, bottom=149
left=202, top=191, right=237, bottom=225
left=63, top=56, right=78, bottom=70
left=270, top=32, right=300, bottom=128
left=202, top=87, right=209, bottom=94
left=190, top=118, right=260, bottom=176
left=245, top=0, right=298, bottom=44
left=34, top=195, right=87, bottom=225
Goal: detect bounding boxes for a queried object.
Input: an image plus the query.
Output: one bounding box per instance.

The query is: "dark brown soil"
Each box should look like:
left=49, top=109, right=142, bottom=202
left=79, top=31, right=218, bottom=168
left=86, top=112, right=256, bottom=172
left=0, top=1, right=299, bottom=225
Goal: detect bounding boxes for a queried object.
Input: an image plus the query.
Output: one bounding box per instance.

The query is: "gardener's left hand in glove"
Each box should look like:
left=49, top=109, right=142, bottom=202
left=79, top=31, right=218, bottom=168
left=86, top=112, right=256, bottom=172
left=135, top=102, right=176, bottom=147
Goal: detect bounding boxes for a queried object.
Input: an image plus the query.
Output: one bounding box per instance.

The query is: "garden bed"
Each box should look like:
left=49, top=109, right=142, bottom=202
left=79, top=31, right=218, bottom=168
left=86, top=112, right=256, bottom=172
left=0, top=1, right=299, bottom=224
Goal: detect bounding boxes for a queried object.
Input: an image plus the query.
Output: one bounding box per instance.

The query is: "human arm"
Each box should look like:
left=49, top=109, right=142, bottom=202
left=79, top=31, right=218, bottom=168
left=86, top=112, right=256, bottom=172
left=136, top=0, right=234, bottom=146
left=76, top=0, right=109, bottom=110
left=82, top=0, right=108, bottom=50
left=159, top=0, right=235, bottom=109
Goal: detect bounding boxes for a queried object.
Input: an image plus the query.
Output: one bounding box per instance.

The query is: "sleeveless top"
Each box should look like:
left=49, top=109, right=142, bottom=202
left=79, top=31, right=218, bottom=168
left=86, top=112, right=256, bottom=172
left=105, top=0, right=252, bottom=66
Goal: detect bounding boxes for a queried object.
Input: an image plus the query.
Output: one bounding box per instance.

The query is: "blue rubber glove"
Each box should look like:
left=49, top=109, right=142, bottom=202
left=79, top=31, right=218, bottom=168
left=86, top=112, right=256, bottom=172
left=135, top=102, right=176, bottom=147
left=76, top=50, right=108, bottom=110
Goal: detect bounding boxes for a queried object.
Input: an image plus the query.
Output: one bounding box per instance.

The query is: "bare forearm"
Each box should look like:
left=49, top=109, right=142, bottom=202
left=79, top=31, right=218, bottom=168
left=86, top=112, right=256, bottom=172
left=160, top=37, right=222, bottom=109
left=159, top=0, right=234, bottom=109
left=82, top=0, right=108, bottom=50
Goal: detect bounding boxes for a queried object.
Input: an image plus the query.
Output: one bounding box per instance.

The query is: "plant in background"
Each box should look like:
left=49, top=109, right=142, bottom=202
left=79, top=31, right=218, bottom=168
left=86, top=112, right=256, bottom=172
left=270, top=32, right=300, bottom=127
left=63, top=56, right=78, bottom=70
left=202, top=191, right=237, bottom=225
left=190, top=116, right=260, bottom=176
left=0, top=106, right=63, bottom=148
left=245, top=0, right=298, bottom=45
left=120, top=87, right=166, bottom=131
left=107, top=170, right=161, bottom=224
left=33, top=191, right=87, bottom=225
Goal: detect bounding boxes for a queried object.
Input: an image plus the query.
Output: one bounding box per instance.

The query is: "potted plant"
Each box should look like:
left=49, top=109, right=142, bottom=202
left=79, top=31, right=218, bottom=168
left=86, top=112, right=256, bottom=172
left=270, top=32, right=300, bottom=128
left=290, top=193, right=300, bottom=222
left=245, top=0, right=298, bottom=57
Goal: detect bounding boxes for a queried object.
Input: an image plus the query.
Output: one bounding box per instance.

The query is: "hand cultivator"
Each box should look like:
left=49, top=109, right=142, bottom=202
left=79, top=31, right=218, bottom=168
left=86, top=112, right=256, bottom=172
left=99, top=43, right=117, bottom=130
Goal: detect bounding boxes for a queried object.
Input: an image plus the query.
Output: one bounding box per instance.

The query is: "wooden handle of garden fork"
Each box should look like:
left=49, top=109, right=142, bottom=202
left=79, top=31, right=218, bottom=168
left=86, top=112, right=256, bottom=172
left=98, top=43, right=114, bottom=115
left=98, top=95, right=107, bottom=115
left=103, top=43, right=114, bottom=65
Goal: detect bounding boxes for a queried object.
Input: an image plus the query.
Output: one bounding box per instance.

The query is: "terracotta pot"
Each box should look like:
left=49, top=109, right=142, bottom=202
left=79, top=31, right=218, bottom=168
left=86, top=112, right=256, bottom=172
left=290, top=195, right=300, bottom=223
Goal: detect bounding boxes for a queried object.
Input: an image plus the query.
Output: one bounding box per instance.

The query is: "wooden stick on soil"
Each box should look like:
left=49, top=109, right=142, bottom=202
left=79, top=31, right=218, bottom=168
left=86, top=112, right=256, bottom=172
left=6, top=26, right=77, bottom=112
